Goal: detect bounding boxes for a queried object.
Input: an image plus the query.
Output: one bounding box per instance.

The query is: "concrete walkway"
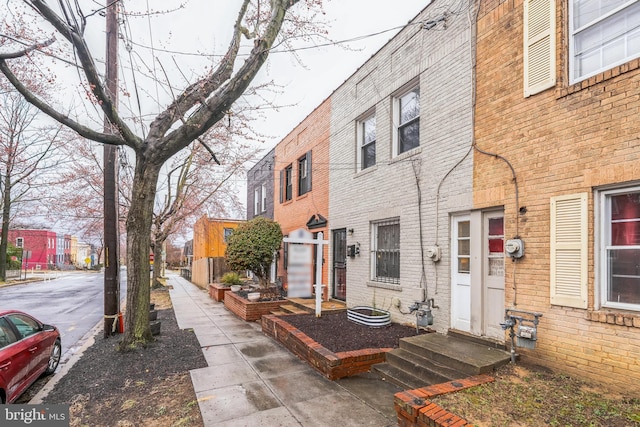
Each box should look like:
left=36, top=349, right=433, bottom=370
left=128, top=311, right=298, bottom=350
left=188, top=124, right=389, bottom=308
left=168, top=274, right=402, bottom=427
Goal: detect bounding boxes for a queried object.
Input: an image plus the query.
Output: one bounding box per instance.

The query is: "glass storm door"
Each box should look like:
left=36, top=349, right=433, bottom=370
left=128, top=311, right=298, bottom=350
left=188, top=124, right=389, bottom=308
left=332, top=229, right=347, bottom=300
left=483, top=212, right=505, bottom=339
left=451, top=216, right=471, bottom=332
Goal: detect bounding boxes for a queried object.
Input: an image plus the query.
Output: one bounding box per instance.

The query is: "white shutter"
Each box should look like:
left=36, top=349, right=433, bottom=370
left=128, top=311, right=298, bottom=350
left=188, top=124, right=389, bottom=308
left=523, top=0, right=556, bottom=97
left=550, top=193, right=588, bottom=308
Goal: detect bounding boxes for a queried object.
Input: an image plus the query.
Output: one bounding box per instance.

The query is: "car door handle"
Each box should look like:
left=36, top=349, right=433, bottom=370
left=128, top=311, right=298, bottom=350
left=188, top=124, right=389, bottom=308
left=28, top=347, right=38, bottom=353
left=0, top=361, right=10, bottom=369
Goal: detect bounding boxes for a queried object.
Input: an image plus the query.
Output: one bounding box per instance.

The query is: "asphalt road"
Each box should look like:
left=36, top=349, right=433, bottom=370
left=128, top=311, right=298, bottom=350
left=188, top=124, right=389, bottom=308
left=0, top=270, right=127, bottom=364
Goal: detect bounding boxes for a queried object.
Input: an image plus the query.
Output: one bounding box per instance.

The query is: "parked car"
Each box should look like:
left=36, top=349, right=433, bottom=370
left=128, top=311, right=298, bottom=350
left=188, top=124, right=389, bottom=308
left=0, top=310, right=61, bottom=403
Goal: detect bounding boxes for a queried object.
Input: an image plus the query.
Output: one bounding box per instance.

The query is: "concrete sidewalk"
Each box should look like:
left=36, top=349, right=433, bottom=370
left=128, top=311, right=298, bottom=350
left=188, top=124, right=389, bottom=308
left=167, top=275, right=402, bottom=427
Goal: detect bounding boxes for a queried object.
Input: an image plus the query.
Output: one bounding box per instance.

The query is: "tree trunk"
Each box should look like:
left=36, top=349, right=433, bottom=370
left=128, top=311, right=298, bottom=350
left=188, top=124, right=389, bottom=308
left=0, top=173, right=11, bottom=282
left=152, top=236, right=164, bottom=288
left=119, top=155, right=161, bottom=350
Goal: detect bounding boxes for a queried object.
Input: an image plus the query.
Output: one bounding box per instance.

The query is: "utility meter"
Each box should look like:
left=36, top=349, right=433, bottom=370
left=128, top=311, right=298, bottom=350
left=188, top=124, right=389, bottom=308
left=425, top=246, right=441, bottom=262
left=505, top=239, right=524, bottom=259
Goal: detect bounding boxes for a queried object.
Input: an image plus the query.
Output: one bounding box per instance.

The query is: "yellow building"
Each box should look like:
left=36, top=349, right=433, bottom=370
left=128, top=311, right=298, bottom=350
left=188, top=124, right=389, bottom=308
left=191, top=216, right=244, bottom=288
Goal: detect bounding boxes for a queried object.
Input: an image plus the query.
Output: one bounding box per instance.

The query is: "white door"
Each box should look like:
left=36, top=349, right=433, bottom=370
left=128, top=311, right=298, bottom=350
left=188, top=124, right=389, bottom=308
left=483, top=212, right=505, bottom=339
left=451, top=215, right=471, bottom=332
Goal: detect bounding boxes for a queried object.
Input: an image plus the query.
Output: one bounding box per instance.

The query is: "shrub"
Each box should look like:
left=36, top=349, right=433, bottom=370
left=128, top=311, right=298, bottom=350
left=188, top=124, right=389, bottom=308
left=225, top=217, right=282, bottom=288
left=221, top=272, right=242, bottom=286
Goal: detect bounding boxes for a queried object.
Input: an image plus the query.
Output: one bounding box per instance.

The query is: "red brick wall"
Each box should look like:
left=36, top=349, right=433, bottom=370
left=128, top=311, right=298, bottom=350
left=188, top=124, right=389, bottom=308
left=273, top=98, right=331, bottom=297
left=475, top=0, right=640, bottom=391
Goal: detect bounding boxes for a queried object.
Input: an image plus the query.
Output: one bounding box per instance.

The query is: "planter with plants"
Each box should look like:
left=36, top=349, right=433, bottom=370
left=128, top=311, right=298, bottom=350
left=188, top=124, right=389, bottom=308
left=208, top=272, right=244, bottom=302
left=223, top=217, right=286, bottom=321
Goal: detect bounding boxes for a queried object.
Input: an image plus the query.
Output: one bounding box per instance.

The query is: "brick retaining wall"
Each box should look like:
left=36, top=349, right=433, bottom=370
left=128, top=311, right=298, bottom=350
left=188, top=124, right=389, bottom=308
left=261, top=314, right=391, bottom=380
left=224, top=291, right=286, bottom=321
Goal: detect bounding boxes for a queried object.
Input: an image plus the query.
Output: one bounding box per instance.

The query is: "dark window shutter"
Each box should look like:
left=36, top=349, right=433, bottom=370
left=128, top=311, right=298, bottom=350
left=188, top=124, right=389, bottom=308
left=279, top=169, right=284, bottom=203
left=307, top=150, right=312, bottom=192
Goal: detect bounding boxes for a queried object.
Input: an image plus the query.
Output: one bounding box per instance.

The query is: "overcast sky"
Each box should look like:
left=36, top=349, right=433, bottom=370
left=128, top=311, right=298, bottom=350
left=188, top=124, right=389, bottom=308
left=107, top=0, right=431, bottom=153
left=250, top=0, right=429, bottom=150
left=121, top=0, right=431, bottom=217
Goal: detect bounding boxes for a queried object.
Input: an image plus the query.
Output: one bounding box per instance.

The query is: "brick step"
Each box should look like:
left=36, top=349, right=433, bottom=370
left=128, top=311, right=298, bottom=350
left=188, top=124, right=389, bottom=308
left=269, top=310, right=288, bottom=316
left=278, top=304, right=310, bottom=314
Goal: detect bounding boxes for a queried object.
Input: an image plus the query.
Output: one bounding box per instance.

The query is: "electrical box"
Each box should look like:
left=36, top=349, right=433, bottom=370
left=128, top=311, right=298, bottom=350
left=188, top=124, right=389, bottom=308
left=505, top=239, right=524, bottom=258
left=347, top=244, right=360, bottom=258
left=425, top=246, right=441, bottom=262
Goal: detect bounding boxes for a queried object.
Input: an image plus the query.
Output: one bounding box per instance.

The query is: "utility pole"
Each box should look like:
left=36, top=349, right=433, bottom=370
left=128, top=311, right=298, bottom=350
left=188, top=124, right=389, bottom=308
left=104, top=0, right=120, bottom=338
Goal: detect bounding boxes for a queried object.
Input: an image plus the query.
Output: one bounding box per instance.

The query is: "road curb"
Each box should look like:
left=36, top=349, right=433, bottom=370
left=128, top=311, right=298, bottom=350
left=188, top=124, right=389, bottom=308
left=30, top=318, right=104, bottom=404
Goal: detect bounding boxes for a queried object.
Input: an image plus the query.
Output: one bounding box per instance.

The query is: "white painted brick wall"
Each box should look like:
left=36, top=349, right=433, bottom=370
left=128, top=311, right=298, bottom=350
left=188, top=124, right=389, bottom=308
left=329, top=1, right=474, bottom=332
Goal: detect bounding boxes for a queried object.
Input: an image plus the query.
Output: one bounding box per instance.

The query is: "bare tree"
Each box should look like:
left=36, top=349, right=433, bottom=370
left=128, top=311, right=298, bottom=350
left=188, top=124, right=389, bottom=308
left=0, top=0, right=324, bottom=349
left=0, top=90, right=67, bottom=280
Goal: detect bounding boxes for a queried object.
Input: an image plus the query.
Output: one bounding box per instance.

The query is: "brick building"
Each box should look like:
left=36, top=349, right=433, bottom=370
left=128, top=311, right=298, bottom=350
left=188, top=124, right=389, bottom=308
left=9, top=229, right=57, bottom=270
left=191, top=217, right=244, bottom=288
left=329, top=0, right=475, bottom=328
left=273, top=99, right=331, bottom=298
left=474, top=0, right=640, bottom=391
left=247, top=148, right=275, bottom=221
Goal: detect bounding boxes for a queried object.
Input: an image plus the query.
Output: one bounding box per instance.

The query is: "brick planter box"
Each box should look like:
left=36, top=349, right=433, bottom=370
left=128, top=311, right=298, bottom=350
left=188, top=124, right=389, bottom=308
left=223, top=290, right=287, bottom=321
left=261, top=314, right=391, bottom=380
left=208, top=283, right=231, bottom=302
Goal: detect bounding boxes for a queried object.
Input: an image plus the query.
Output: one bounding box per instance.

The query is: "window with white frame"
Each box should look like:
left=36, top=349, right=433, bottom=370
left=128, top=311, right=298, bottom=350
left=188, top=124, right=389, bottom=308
left=600, top=187, right=640, bottom=309
left=371, top=218, right=400, bottom=284
left=394, top=86, right=420, bottom=156
left=261, top=183, right=267, bottom=212
left=358, top=114, right=376, bottom=170
left=223, top=228, right=234, bottom=243
left=16, top=237, right=23, bottom=248
left=254, top=187, right=260, bottom=215
left=570, top=0, right=640, bottom=83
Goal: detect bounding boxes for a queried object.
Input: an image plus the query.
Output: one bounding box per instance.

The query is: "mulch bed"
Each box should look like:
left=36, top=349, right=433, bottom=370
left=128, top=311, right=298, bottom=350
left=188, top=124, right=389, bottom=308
left=42, top=290, right=207, bottom=426
left=282, top=311, right=430, bottom=353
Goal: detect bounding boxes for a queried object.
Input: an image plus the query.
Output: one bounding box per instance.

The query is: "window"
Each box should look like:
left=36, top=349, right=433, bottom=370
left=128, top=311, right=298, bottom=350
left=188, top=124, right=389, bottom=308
left=223, top=228, right=234, bottom=243
left=7, top=314, right=40, bottom=338
left=298, top=151, right=312, bottom=196
left=394, top=86, right=420, bottom=155
left=371, top=219, right=400, bottom=284
left=358, top=114, right=376, bottom=170
left=570, top=0, right=640, bottom=83
left=280, top=165, right=293, bottom=202
left=254, top=188, right=260, bottom=215
left=16, top=237, right=23, bottom=248
left=261, top=183, right=267, bottom=212
left=600, top=187, right=640, bottom=309
left=0, top=317, right=17, bottom=349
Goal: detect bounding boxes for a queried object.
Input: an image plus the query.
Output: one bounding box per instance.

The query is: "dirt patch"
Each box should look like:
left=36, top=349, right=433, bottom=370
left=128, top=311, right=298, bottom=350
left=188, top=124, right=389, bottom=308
left=41, top=288, right=207, bottom=427
left=431, top=362, right=640, bottom=426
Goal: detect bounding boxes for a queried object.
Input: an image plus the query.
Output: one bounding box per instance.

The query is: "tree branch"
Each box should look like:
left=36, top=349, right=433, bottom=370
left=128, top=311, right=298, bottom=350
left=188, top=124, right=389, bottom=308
left=0, top=36, right=55, bottom=59
left=147, top=0, right=251, bottom=142
left=0, top=59, right=126, bottom=146
left=162, top=0, right=298, bottom=154
left=26, top=0, right=142, bottom=147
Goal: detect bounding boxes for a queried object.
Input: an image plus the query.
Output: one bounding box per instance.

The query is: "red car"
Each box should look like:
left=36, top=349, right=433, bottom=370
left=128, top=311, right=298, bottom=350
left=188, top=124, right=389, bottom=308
left=0, top=310, right=61, bottom=403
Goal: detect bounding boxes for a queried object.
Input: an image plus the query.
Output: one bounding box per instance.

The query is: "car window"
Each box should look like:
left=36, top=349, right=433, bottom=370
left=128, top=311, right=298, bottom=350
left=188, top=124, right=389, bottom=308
left=7, top=314, right=41, bottom=339
left=0, top=317, right=18, bottom=348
